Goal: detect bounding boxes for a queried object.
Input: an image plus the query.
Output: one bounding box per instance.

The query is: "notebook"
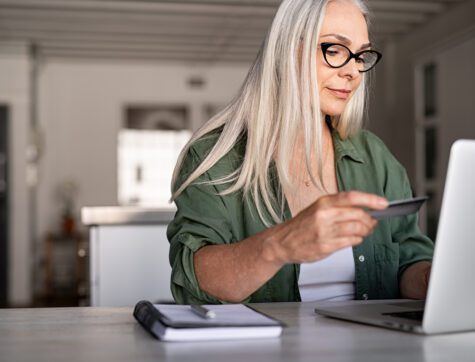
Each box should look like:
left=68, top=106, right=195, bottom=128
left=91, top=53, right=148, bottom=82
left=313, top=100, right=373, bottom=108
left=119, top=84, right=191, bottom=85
left=133, top=300, right=284, bottom=341
left=315, top=139, right=475, bottom=334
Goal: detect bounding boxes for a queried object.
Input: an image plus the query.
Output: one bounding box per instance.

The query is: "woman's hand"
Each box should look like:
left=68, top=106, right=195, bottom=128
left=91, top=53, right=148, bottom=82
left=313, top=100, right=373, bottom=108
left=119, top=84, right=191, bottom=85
left=263, top=191, right=388, bottom=265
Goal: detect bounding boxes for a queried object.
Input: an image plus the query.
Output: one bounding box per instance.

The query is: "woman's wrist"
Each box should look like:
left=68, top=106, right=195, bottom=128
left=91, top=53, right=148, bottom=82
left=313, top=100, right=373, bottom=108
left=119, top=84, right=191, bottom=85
left=259, top=223, right=289, bottom=268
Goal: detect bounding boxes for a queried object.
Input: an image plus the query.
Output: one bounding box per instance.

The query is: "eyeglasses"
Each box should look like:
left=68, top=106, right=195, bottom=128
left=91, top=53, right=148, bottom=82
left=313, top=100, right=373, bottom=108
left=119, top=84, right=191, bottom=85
left=320, top=42, right=382, bottom=73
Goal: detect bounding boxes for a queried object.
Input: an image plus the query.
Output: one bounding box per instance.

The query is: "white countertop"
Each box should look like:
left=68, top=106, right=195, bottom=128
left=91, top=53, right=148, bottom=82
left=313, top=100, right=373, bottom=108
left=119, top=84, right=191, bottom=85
left=81, top=206, right=176, bottom=226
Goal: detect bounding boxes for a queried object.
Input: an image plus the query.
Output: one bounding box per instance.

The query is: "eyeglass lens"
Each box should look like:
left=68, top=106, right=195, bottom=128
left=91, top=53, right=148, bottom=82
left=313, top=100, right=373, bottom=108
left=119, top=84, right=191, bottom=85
left=324, top=44, right=379, bottom=71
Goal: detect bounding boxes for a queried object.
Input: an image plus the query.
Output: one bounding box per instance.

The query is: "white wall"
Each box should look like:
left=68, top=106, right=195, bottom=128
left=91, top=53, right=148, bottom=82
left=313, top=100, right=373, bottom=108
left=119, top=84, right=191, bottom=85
left=0, top=43, right=32, bottom=306
left=36, top=60, right=249, bottom=292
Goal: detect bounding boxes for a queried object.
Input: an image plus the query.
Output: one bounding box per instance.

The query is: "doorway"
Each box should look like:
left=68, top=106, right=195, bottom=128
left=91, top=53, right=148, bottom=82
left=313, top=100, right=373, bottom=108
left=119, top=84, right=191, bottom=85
left=0, top=105, right=8, bottom=306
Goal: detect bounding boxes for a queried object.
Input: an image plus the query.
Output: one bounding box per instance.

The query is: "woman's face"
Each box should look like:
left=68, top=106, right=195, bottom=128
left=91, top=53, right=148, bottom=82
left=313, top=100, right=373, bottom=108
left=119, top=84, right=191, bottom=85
left=317, top=0, right=370, bottom=117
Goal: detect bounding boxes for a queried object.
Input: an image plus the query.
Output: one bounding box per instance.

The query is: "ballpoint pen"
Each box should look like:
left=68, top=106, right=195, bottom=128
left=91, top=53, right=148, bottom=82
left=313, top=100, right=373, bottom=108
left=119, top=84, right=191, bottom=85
left=190, top=304, right=217, bottom=319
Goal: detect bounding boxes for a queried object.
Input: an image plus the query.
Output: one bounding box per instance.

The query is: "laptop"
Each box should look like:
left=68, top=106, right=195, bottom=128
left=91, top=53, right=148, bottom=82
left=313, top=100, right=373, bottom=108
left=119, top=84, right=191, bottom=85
left=315, top=139, right=475, bottom=334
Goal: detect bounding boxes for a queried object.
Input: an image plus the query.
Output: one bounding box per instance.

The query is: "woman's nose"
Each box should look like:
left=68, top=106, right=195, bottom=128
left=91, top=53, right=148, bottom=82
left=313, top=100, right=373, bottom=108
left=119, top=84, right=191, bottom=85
left=338, top=59, right=360, bottom=79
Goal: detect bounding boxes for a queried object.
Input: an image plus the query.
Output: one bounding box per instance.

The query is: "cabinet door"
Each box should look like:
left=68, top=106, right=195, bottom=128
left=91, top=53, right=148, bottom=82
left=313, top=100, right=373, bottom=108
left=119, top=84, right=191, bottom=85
left=90, top=224, right=173, bottom=307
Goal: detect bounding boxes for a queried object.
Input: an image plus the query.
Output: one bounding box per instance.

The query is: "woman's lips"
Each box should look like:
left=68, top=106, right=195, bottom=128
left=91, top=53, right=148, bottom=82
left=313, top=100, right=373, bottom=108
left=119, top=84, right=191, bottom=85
left=327, top=87, right=351, bottom=99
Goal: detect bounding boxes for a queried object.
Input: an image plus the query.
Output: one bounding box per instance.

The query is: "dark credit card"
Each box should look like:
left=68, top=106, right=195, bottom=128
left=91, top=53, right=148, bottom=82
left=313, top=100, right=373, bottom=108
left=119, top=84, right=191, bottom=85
left=368, top=196, right=429, bottom=220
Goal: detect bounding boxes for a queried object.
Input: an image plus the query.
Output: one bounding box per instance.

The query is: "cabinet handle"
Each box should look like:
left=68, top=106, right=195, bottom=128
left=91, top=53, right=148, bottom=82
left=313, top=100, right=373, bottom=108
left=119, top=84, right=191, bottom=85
left=0, top=153, right=6, bottom=193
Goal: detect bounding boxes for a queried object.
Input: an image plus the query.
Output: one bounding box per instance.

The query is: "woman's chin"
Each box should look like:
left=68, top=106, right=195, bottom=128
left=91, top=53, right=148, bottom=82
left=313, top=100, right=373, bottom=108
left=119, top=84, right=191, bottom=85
left=320, top=99, right=349, bottom=117
left=321, top=108, right=346, bottom=117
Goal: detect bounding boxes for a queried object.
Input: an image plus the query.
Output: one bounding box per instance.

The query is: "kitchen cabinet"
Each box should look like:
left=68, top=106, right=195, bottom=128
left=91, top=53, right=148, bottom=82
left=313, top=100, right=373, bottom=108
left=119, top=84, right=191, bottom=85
left=82, top=207, right=175, bottom=306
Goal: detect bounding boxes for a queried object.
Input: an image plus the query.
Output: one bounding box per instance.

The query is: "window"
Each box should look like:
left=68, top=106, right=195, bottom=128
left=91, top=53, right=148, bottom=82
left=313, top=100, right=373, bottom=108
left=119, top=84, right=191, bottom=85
left=118, top=106, right=191, bottom=208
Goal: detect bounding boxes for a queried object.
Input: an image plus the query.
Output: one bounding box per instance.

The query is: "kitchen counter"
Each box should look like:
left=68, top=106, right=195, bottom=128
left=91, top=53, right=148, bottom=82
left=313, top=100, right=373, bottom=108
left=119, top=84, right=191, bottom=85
left=81, top=206, right=176, bottom=226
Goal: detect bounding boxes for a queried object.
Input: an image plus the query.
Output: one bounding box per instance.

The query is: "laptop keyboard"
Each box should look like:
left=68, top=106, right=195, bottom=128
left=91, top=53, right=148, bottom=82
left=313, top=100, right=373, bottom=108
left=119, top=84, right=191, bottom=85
left=383, top=310, right=424, bottom=321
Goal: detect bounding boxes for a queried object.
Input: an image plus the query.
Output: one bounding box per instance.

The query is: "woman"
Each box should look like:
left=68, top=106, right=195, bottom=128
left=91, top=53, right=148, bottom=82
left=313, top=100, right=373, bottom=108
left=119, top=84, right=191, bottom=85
left=167, top=0, right=433, bottom=304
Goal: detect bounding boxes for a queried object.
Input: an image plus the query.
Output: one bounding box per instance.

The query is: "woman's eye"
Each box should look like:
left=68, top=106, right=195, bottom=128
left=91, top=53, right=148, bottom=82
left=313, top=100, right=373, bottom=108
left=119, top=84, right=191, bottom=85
left=326, top=50, right=340, bottom=56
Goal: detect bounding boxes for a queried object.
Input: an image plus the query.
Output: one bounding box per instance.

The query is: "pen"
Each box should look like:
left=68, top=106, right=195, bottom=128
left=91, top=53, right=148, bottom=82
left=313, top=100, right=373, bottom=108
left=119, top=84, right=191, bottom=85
left=190, top=304, right=216, bottom=319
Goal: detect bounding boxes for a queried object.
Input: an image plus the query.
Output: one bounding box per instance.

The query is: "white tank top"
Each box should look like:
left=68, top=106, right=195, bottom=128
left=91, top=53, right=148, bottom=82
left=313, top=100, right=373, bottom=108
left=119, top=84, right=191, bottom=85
left=298, top=246, right=356, bottom=302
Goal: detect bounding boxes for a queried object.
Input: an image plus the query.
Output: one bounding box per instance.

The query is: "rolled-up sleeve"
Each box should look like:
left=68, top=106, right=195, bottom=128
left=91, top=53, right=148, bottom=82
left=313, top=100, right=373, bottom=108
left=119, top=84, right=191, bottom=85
left=167, top=145, right=235, bottom=304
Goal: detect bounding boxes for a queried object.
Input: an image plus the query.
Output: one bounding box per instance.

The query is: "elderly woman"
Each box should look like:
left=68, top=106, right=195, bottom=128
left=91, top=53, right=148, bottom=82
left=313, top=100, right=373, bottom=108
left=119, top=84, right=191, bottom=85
left=167, top=0, right=433, bottom=304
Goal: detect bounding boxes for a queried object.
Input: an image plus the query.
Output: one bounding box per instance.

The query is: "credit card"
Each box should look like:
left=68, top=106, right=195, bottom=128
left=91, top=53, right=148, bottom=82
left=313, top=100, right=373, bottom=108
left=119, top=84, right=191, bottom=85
left=368, top=196, right=428, bottom=220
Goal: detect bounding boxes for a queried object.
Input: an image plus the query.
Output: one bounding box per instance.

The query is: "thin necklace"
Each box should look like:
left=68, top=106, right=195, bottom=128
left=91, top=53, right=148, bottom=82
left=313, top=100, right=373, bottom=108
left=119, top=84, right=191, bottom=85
left=302, top=136, right=333, bottom=188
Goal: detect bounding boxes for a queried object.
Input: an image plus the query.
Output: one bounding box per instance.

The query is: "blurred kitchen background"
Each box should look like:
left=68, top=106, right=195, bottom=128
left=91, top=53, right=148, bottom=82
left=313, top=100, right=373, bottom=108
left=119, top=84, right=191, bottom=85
left=0, top=0, right=474, bottom=308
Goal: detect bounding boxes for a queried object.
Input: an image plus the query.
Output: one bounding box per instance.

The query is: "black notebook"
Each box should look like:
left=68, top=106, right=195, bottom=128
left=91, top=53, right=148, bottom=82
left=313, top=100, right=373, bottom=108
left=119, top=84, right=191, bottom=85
left=133, top=300, right=284, bottom=342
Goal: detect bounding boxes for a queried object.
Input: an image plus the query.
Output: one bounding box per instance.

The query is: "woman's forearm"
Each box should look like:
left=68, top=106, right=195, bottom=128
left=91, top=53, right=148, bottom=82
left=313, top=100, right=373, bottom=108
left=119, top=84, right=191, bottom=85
left=399, top=261, right=432, bottom=299
left=193, top=223, right=288, bottom=303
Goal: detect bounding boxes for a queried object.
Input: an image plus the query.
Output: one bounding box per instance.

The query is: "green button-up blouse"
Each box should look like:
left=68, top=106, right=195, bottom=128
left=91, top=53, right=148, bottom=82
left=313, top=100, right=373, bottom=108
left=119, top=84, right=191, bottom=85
left=167, top=128, right=434, bottom=304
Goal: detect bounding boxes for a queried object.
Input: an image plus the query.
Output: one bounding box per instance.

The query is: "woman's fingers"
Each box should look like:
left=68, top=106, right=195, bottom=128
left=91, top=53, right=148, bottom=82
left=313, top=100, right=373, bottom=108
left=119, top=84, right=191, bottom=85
left=315, top=207, right=376, bottom=228
left=326, top=235, right=365, bottom=249
left=301, top=236, right=364, bottom=262
left=318, top=191, right=388, bottom=210
left=331, top=220, right=376, bottom=238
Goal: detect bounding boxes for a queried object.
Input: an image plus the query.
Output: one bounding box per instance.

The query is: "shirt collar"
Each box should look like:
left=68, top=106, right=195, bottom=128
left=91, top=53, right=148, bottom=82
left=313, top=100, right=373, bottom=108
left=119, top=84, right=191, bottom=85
left=331, top=127, right=365, bottom=164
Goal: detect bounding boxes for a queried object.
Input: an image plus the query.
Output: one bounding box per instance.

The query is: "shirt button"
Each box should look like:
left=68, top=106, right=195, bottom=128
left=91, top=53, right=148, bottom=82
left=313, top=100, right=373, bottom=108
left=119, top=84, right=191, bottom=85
left=362, top=293, right=369, bottom=300
left=358, top=255, right=365, bottom=262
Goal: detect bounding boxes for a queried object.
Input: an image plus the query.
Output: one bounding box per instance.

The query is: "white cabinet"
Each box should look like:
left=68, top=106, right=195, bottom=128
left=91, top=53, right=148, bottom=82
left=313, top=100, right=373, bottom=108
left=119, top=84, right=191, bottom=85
left=83, top=208, right=175, bottom=307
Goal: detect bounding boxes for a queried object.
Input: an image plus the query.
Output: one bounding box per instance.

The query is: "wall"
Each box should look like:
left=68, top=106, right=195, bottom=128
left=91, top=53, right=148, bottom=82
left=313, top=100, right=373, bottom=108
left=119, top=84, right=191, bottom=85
left=369, top=0, right=475, bottom=181
left=36, top=60, right=249, bottom=292
left=434, top=36, right=475, bottom=177
left=0, top=42, right=31, bottom=306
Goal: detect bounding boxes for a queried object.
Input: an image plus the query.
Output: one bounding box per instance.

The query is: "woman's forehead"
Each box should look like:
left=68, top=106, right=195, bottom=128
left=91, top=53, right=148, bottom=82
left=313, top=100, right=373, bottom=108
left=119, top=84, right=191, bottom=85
left=320, top=0, right=369, bottom=46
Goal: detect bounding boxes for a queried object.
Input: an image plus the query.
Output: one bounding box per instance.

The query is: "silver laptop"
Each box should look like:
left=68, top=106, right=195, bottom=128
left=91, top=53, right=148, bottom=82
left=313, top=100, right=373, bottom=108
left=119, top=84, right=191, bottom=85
left=315, top=140, right=475, bottom=334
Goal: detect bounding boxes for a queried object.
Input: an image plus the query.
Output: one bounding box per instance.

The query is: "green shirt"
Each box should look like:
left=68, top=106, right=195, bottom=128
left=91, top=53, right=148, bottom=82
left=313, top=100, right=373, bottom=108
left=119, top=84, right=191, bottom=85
left=167, top=128, right=434, bottom=304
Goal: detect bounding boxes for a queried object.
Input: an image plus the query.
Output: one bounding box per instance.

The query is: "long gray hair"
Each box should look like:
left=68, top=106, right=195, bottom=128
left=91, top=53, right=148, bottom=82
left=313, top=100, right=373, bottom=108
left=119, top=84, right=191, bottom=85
left=171, top=0, right=371, bottom=225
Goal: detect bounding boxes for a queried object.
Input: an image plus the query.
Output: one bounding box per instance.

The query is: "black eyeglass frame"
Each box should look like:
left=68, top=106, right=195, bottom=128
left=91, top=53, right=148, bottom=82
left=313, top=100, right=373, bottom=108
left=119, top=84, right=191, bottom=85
left=320, top=42, right=383, bottom=73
